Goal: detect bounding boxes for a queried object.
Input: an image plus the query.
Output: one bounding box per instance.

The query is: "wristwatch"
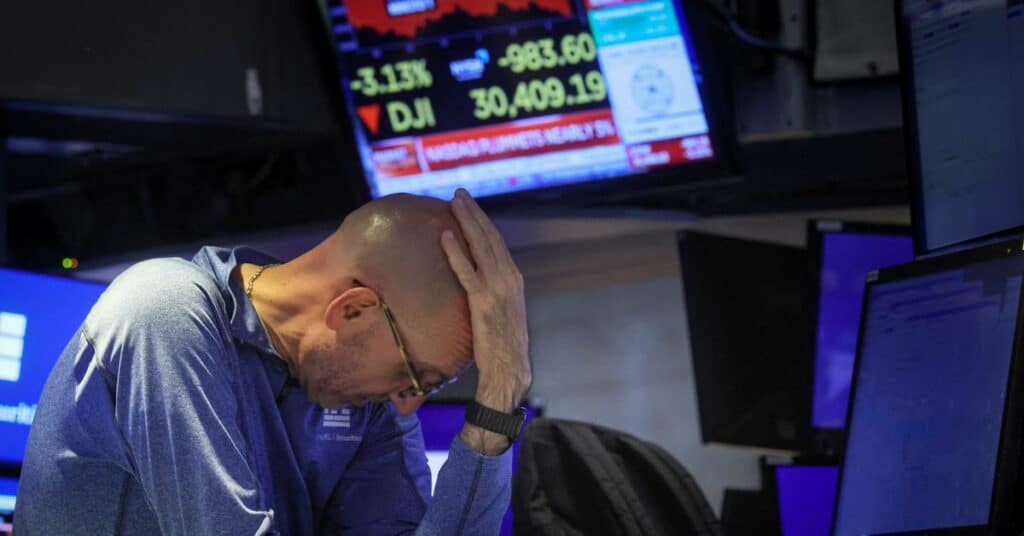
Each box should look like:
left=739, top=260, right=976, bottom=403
left=465, top=400, right=527, bottom=443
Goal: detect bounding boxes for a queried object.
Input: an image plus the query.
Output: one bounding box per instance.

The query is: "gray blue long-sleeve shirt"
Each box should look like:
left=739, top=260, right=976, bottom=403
left=16, top=246, right=511, bottom=535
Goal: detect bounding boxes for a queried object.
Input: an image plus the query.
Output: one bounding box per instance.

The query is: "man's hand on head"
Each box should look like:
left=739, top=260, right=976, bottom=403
left=441, top=188, right=532, bottom=456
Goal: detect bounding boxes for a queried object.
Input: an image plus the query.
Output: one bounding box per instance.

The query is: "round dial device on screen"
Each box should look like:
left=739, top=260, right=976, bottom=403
left=631, top=64, right=674, bottom=115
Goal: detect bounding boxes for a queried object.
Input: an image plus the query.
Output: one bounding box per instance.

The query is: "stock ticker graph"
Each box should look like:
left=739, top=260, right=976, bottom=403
left=345, top=0, right=575, bottom=43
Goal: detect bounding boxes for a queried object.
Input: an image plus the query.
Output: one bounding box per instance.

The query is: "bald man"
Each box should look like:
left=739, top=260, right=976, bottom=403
left=16, top=190, right=532, bottom=535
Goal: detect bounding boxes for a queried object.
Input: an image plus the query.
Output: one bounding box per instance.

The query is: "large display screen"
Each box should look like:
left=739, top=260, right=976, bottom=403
left=901, top=0, right=1024, bottom=253
left=326, top=0, right=717, bottom=199
left=0, top=269, right=105, bottom=465
left=418, top=402, right=538, bottom=536
left=832, top=249, right=1024, bottom=535
left=811, top=228, right=913, bottom=429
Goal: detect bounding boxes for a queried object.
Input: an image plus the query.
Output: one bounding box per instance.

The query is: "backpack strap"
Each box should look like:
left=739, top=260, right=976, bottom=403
left=552, top=420, right=658, bottom=535
left=616, top=433, right=722, bottom=535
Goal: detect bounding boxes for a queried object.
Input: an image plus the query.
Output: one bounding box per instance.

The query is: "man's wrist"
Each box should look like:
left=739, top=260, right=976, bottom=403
left=459, top=422, right=511, bottom=456
left=475, top=364, right=530, bottom=413
left=460, top=388, right=514, bottom=456
left=460, top=369, right=529, bottom=456
left=474, top=379, right=516, bottom=413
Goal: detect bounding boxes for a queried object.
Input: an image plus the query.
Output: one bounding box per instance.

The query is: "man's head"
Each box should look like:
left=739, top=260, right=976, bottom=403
left=293, top=194, right=473, bottom=415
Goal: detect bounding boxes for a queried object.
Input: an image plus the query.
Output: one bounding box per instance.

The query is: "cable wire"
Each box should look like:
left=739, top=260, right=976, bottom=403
left=694, top=0, right=814, bottom=62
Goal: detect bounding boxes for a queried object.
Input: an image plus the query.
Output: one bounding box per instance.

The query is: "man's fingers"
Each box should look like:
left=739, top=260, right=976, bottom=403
left=451, top=193, right=498, bottom=272
left=454, top=189, right=516, bottom=268
left=456, top=189, right=504, bottom=250
left=441, top=229, right=482, bottom=293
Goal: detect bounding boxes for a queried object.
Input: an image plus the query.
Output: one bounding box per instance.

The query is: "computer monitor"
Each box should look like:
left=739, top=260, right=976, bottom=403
left=418, top=401, right=540, bottom=536
left=775, top=465, right=839, bottom=536
left=679, top=231, right=812, bottom=452
left=0, top=268, right=106, bottom=467
left=0, top=476, right=15, bottom=519
left=897, top=0, right=1024, bottom=255
left=807, top=221, right=913, bottom=439
left=323, top=0, right=734, bottom=202
left=831, top=239, right=1024, bottom=535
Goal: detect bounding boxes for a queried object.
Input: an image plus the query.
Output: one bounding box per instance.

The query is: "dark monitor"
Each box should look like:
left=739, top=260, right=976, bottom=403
left=0, top=268, right=106, bottom=467
left=323, top=0, right=734, bottom=203
left=775, top=465, right=838, bottom=536
left=418, top=401, right=540, bottom=536
left=831, top=240, right=1024, bottom=535
left=807, top=221, right=913, bottom=436
left=897, top=0, right=1024, bottom=255
left=679, top=231, right=812, bottom=452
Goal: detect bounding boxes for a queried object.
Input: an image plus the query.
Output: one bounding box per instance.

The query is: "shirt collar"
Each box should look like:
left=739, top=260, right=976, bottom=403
left=190, top=245, right=284, bottom=356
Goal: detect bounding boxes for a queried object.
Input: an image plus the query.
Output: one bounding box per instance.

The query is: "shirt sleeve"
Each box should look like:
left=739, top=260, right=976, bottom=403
left=322, top=405, right=513, bottom=535
left=90, top=260, right=275, bottom=535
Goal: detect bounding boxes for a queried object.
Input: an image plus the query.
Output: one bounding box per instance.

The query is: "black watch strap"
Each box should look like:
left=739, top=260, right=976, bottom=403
left=465, top=400, right=526, bottom=442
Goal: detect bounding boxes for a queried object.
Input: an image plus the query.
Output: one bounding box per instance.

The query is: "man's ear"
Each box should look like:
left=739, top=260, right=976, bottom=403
left=325, top=286, right=381, bottom=331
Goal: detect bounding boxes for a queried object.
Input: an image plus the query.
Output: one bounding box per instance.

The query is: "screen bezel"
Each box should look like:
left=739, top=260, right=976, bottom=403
left=895, top=0, right=1024, bottom=257
left=320, top=0, right=739, bottom=209
left=830, top=238, right=1024, bottom=536
left=806, top=220, right=912, bottom=455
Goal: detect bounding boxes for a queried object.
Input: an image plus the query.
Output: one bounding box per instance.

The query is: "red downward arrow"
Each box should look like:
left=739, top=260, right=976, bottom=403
left=356, top=104, right=381, bottom=135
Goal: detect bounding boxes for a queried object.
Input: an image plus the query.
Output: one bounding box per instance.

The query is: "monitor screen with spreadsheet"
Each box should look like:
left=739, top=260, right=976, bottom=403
left=899, top=0, right=1024, bottom=254
left=831, top=240, right=1024, bottom=535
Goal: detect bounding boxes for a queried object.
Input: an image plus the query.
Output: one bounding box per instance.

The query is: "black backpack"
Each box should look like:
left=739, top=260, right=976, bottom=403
left=513, top=418, right=722, bottom=536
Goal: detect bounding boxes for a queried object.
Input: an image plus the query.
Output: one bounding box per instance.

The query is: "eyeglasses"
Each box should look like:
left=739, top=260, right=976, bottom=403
left=379, top=300, right=452, bottom=398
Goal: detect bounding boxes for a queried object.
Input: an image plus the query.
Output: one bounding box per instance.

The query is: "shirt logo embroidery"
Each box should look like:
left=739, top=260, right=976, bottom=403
left=322, top=408, right=351, bottom=428
left=315, top=408, right=362, bottom=442
left=0, top=312, right=27, bottom=383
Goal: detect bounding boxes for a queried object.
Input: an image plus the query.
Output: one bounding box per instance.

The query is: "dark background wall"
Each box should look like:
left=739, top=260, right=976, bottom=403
left=0, top=0, right=371, bottom=270
left=0, top=0, right=339, bottom=132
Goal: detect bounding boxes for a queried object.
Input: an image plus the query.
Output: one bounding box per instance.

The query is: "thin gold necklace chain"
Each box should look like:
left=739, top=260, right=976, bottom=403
left=245, top=263, right=280, bottom=300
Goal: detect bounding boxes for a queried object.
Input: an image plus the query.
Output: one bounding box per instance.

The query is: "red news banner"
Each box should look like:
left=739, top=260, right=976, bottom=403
left=369, top=108, right=713, bottom=179
left=371, top=109, right=620, bottom=177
